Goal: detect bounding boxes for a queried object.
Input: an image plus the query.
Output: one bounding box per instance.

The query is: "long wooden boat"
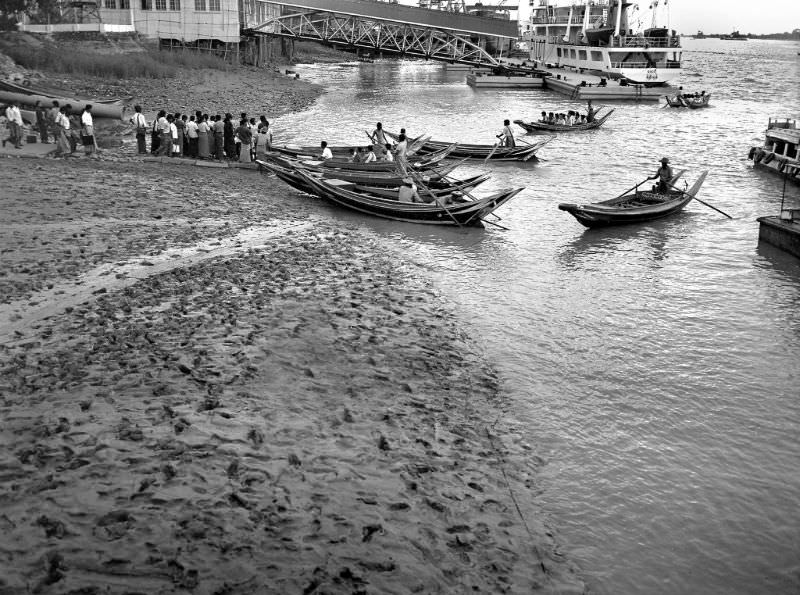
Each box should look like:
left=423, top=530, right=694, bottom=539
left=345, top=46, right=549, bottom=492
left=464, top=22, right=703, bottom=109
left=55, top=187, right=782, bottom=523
left=294, top=169, right=522, bottom=226
left=270, top=135, right=430, bottom=162
left=317, top=143, right=456, bottom=172
left=385, top=131, right=553, bottom=161
left=262, top=153, right=486, bottom=189
left=258, top=159, right=491, bottom=201
left=513, top=109, right=615, bottom=133
left=558, top=171, right=708, bottom=228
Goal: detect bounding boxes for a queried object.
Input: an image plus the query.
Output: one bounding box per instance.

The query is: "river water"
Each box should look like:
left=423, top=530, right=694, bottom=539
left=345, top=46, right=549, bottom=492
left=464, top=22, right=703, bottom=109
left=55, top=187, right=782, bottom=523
left=276, top=38, right=800, bottom=594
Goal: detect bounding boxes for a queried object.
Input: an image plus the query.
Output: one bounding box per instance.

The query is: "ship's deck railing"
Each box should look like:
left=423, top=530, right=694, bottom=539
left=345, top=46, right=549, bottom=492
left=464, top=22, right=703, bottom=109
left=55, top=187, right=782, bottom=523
left=610, top=61, right=682, bottom=69
left=616, top=35, right=680, bottom=48
left=534, top=33, right=681, bottom=48
left=768, top=118, right=798, bottom=130
left=530, top=14, right=604, bottom=25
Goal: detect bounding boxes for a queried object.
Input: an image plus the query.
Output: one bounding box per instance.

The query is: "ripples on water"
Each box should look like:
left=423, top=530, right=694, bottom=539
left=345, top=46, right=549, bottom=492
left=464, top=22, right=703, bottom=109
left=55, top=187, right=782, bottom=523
left=277, top=39, right=800, bottom=594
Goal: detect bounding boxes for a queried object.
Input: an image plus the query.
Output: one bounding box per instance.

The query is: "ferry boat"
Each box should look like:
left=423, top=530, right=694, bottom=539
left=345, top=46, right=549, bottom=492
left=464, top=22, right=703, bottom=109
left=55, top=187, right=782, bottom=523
left=523, top=0, right=682, bottom=85
left=748, top=118, right=800, bottom=184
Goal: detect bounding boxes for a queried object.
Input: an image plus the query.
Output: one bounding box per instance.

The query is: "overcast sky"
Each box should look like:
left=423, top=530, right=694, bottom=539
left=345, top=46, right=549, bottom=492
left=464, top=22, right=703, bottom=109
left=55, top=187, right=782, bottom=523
left=481, top=0, right=800, bottom=35
left=663, top=0, right=800, bottom=35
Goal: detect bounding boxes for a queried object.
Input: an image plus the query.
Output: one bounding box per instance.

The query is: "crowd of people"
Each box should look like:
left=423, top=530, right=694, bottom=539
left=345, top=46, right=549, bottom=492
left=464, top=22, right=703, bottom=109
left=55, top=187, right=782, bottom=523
left=537, top=101, right=598, bottom=126
left=3, top=100, right=96, bottom=156
left=131, top=107, right=274, bottom=163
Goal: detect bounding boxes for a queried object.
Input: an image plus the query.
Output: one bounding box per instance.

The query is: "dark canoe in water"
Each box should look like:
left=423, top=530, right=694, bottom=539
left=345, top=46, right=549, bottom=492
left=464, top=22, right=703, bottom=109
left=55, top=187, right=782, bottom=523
left=294, top=170, right=522, bottom=226
left=558, top=171, right=708, bottom=228
left=683, top=93, right=712, bottom=109
left=261, top=154, right=484, bottom=189
left=664, top=93, right=711, bottom=108
left=664, top=95, right=685, bottom=107
left=258, top=159, right=491, bottom=201
left=513, top=109, right=615, bottom=133
left=385, top=131, right=553, bottom=161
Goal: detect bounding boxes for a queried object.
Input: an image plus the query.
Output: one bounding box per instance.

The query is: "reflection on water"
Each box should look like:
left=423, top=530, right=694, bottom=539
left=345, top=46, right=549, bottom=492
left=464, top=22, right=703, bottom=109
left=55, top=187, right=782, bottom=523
left=276, top=39, right=800, bottom=595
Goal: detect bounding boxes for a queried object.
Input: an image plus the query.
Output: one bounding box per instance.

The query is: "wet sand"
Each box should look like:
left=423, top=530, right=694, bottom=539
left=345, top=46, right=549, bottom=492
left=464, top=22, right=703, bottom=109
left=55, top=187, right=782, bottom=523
left=0, top=80, right=585, bottom=593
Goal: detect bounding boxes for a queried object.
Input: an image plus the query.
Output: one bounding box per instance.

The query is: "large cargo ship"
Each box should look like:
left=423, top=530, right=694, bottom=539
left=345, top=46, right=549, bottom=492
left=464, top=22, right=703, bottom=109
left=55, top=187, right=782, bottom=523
left=523, top=0, right=682, bottom=85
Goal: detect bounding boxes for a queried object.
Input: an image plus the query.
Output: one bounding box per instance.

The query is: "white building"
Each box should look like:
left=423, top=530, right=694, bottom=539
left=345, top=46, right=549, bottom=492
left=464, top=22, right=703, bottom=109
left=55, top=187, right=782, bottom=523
left=19, top=0, right=280, bottom=44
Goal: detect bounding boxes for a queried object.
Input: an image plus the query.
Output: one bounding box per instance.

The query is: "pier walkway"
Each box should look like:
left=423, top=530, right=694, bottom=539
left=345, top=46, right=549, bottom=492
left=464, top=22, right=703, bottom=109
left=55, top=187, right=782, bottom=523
left=251, top=0, right=518, bottom=67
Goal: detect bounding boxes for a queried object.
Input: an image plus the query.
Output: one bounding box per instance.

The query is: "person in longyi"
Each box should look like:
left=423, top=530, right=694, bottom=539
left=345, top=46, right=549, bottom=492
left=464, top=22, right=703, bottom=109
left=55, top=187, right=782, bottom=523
left=496, top=119, right=515, bottom=148
left=649, top=157, right=674, bottom=193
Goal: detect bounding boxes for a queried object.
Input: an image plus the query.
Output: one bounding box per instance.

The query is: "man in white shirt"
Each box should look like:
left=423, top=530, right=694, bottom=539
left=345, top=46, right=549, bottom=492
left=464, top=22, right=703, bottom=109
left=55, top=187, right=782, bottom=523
left=81, top=104, right=95, bottom=155
left=129, top=104, right=148, bottom=154
left=185, top=115, right=199, bottom=158
left=5, top=101, right=23, bottom=149
left=319, top=140, right=333, bottom=160
left=398, top=177, right=421, bottom=203
left=54, top=106, right=71, bottom=156
left=363, top=145, right=377, bottom=163
left=395, top=134, right=408, bottom=161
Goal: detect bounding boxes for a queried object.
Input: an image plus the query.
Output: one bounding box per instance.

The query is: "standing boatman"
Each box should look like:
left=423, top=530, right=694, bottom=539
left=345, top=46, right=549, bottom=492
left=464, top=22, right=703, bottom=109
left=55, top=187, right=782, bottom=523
left=649, top=157, right=674, bottom=193
left=586, top=100, right=597, bottom=123
left=496, top=119, right=515, bottom=148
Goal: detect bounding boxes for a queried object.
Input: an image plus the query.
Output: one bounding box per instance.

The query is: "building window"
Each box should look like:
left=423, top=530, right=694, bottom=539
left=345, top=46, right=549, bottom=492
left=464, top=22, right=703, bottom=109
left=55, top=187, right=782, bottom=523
left=155, top=0, right=166, bottom=9
left=141, top=0, right=151, bottom=9
left=194, top=0, right=205, bottom=8
left=104, top=0, right=116, bottom=7
left=208, top=0, right=220, bottom=10
left=120, top=0, right=129, bottom=6
left=169, top=0, right=179, bottom=8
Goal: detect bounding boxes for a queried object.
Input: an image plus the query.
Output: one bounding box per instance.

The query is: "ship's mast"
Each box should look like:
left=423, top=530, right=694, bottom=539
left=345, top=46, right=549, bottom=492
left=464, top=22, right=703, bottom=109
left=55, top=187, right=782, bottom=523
left=614, top=0, right=623, bottom=36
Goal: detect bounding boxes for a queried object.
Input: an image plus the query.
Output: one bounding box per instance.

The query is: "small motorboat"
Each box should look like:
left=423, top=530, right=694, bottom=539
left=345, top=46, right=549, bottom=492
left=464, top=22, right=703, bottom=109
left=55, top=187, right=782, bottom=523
left=558, top=170, right=709, bottom=227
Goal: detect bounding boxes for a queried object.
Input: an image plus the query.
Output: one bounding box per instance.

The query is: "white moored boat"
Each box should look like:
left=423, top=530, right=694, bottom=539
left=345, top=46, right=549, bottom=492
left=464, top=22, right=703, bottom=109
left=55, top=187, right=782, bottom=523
left=523, top=0, right=682, bottom=85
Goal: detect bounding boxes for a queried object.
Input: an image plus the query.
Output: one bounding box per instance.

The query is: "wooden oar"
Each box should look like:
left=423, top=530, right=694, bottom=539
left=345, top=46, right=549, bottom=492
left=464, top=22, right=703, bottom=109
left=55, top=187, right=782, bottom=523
left=611, top=178, right=651, bottom=201
left=407, top=168, right=463, bottom=227
left=666, top=180, right=732, bottom=219
left=484, top=143, right=500, bottom=163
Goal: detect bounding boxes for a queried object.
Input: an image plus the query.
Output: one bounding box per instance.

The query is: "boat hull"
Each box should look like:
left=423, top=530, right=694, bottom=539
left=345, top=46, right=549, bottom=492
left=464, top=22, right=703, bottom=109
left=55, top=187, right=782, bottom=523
left=558, top=171, right=708, bottom=228
left=514, top=109, right=614, bottom=133
left=467, top=73, right=545, bottom=88
left=266, top=165, right=521, bottom=226
left=385, top=132, right=553, bottom=161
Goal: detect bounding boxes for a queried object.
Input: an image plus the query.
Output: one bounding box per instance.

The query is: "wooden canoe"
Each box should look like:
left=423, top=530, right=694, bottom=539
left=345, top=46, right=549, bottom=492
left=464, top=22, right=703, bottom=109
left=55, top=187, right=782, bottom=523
left=261, top=153, right=486, bottom=190
left=664, top=94, right=685, bottom=107
left=558, top=171, right=709, bottom=228
left=384, top=131, right=553, bottom=161
left=513, top=109, right=614, bottom=133
left=294, top=169, right=522, bottom=226
left=258, top=159, right=491, bottom=201
left=683, top=93, right=711, bottom=109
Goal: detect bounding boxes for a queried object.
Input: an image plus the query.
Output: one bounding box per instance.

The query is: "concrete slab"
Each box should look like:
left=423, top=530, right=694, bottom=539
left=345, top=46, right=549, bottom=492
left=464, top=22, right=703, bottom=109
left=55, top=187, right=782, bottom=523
left=758, top=216, right=800, bottom=258
left=0, top=139, right=57, bottom=158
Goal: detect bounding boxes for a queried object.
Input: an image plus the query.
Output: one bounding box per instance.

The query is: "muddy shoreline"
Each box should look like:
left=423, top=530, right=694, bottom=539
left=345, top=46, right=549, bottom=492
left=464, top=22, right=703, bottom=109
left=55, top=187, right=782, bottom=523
left=0, top=64, right=585, bottom=593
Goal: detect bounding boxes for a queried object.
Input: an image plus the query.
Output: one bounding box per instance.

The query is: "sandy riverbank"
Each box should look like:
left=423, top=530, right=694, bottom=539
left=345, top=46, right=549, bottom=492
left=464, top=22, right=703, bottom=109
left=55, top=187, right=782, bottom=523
left=0, top=64, right=585, bottom=593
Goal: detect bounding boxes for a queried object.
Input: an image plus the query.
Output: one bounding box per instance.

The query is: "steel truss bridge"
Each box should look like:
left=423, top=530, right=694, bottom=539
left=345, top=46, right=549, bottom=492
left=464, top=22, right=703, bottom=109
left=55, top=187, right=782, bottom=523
left=249, top=0, right=519, bottom=67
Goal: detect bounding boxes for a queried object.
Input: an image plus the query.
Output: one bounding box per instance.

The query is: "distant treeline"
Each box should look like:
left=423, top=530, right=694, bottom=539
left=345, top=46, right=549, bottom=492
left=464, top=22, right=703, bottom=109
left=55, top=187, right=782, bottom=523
left=694, top=31, right=800, bottom=40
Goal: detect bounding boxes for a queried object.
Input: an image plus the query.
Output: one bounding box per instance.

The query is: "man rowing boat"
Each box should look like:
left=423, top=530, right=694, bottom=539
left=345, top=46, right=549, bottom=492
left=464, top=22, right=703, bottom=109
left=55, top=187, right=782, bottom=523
left=649, top=157, right=674, bottom=193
